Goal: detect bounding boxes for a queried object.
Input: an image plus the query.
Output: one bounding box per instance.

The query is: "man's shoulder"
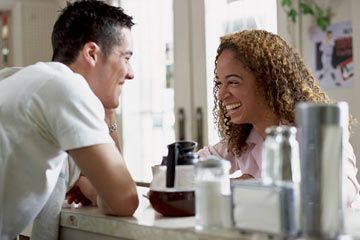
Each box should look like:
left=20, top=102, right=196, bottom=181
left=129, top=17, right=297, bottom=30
left=0, top=67, right=22, bottom=81
left=27, top=62, right=76, bottom=79
left=26, top=62, right=87, bottom=90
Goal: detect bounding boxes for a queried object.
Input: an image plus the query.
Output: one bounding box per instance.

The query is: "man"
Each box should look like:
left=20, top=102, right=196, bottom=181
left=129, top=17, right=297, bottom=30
left=0, top=1, right=138, bottom=239
left=318, top=30, right=340, bottom=86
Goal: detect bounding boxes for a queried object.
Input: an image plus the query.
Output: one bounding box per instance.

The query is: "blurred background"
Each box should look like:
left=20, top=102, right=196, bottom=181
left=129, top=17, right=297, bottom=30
left=1, top=0, right=359, bottom=184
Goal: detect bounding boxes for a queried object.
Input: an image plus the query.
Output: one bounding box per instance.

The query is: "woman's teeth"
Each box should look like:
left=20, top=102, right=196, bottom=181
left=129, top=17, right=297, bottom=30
left=226, top=103, right=242, bottom=111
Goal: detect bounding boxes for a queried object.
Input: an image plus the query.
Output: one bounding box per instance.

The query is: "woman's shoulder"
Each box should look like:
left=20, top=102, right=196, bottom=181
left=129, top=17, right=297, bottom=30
left=197, top=140, right=236, bottom=160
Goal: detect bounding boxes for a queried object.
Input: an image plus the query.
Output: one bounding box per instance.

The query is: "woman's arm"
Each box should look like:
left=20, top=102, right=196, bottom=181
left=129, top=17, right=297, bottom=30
left=344, top=140, right=360, bottom=207
left=197, top=140, right=239, bottom=174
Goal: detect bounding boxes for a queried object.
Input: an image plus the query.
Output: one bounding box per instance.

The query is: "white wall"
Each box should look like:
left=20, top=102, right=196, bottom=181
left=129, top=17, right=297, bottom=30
left=0, top=0, right=60, bottom=66
left=278, top=0, right=360, bottom=179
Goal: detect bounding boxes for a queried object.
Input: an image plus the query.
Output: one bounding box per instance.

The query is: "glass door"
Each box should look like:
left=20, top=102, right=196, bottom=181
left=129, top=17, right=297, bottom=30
left=119, top=0, right=278, bottom=183
left=119, top=0, right=176, bottom=182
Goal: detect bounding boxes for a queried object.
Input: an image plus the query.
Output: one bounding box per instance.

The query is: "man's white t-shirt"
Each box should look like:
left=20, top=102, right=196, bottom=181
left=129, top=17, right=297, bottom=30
left=0, top=62, right=113, bottom=240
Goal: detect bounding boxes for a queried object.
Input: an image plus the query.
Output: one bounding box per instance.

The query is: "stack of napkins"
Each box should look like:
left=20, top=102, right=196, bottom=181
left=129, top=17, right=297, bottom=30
left=231, top=180, right=298, bottom=237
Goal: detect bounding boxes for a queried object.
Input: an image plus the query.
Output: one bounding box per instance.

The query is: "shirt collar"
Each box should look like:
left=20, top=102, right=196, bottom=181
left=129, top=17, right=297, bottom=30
left=246, top=128, right=262, bottom=145
left=48, top=61, right=74, bottom=74
left=246, top=128, right=264, bottom=174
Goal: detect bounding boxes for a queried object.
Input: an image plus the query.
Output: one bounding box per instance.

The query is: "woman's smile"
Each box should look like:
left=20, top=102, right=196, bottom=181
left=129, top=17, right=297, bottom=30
left=225, top=102, right=242, bottom=116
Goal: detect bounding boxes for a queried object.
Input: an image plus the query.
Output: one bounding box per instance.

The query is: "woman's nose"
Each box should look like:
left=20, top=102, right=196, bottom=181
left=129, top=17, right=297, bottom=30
left=217, top=86, right=229, bottom=101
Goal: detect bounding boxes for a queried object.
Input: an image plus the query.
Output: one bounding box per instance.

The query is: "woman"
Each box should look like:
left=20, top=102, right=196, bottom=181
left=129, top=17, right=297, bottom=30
left=198, top=29, right=359, bottom=207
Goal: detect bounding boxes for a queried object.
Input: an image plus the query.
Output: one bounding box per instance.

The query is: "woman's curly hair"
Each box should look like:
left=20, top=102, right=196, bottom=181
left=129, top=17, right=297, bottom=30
left=213, top=29, right=331, bottom=156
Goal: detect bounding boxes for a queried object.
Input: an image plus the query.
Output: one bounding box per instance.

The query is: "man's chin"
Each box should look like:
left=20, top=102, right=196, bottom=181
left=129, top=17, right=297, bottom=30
left=103, top=101, right=119, bottom=110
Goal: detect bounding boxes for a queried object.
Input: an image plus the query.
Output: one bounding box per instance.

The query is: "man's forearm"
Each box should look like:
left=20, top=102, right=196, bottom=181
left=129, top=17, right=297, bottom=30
left=70, top=144, right=139, bottom=216
left=96, top=195, right=114, bottom=214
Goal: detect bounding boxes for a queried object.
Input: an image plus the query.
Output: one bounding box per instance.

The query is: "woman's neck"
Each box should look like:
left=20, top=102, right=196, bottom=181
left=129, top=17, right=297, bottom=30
left=253, top=114, right=281, bottom=139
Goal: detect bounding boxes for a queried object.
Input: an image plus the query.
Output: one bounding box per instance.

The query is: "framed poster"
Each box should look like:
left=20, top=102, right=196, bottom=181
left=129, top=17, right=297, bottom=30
left=309, top=21, right=354, bottom=88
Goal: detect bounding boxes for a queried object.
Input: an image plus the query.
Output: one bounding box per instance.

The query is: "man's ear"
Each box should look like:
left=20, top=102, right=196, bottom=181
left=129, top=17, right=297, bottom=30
left=82, top=42, right=101, bottom=67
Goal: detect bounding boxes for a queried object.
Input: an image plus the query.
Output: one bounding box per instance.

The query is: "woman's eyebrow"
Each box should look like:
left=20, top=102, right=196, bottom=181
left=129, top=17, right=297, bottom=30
left=225, top=74, right=240, bottom=78
left=225, top=74, right=243, bottom=80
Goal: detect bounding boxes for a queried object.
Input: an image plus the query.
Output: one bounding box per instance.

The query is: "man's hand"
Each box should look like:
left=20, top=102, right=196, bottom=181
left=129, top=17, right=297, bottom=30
left=69, top=144, right=139, bottom=216
left=66, top=175, right=97, bottom=206
left=236, top=173, right=255, bottom=180
left=66, top=185, right=92, bottom=206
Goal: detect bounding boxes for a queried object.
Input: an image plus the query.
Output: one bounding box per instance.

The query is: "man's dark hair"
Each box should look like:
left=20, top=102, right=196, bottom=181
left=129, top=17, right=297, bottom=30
left=51, top=0, right=134, bottom=64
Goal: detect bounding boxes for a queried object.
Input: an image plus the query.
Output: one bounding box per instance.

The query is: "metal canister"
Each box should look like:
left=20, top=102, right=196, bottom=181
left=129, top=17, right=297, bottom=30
left=296, top=102, right=348, bottom=239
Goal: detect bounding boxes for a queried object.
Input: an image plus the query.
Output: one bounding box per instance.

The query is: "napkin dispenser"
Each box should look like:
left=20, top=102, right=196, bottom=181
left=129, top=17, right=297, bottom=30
left=231, top=180, right=299, bottom=237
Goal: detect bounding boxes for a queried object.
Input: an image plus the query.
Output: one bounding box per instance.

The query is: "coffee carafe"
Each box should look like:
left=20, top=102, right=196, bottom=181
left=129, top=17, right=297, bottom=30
left=149, top=140, right=198, bottom=216
left=165, top=141, right=198, bottom=188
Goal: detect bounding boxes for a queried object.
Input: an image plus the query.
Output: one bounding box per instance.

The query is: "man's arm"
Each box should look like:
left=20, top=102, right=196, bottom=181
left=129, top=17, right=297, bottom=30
left=69, top=143, right=138, bottom=216
left=66, top=109, right=125, bottom=209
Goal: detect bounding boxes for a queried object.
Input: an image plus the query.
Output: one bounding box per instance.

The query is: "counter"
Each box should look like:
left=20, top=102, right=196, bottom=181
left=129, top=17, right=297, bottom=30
left=59, top=187, right=360, bottom=240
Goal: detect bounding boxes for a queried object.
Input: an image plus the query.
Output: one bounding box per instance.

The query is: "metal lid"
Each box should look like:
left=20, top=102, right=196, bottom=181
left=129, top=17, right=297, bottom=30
left=265, top=126, right=278, bottom=136
left=296, top=101, right=348, bottom=126
left=196, top=155, right=230, bottom=169
left=277, top=126, right=297, bottom=138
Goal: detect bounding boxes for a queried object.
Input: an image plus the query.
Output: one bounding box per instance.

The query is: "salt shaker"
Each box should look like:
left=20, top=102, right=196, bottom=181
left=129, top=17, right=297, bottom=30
left=277, top=126, right=300, bottom=184
left=277, top=126, right=301, bottom=236
left=262, top=126, right=300, bottom=184
left=195, top=156, right=231, bottom=230
left=261, top=126, right=280, bottom=184
left=261, top=126, right=301, bottom=236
